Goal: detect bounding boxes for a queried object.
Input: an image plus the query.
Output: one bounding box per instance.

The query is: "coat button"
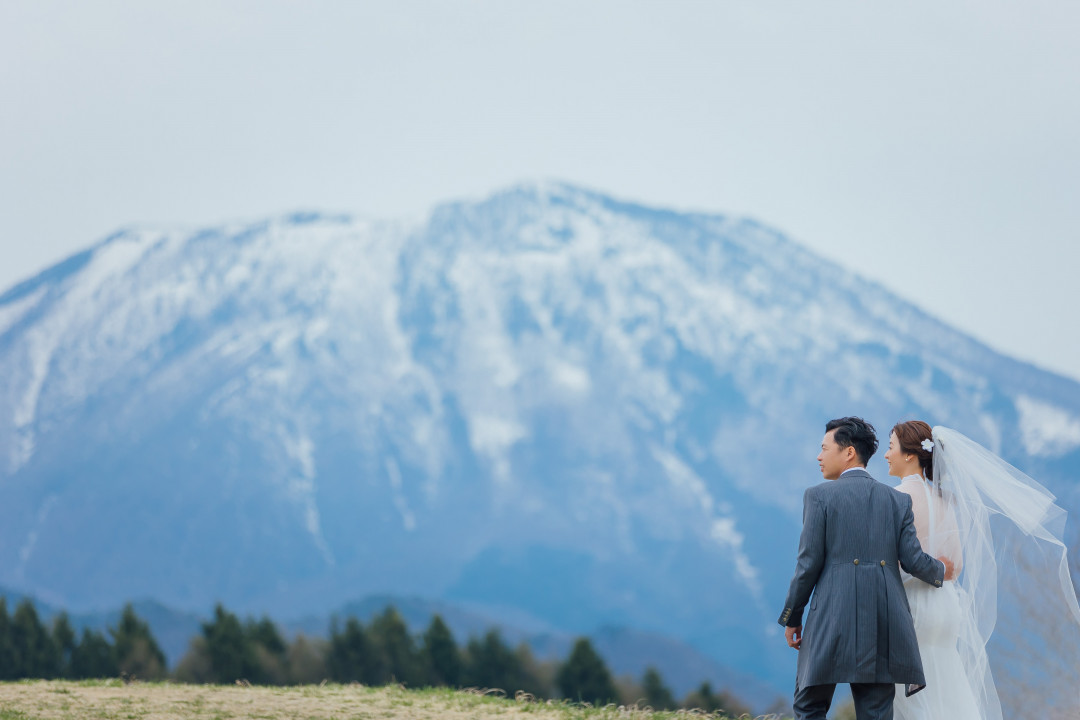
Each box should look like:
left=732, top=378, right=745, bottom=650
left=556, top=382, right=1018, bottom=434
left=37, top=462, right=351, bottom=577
left=880, top=560, right=886, bottom=566
left=853, top=559, right=860, bottom=565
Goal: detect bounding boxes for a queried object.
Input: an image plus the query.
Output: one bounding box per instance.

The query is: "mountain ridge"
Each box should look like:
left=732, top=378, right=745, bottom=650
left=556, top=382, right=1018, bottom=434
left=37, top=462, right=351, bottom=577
left=1, top=181, right=1077, bottom=692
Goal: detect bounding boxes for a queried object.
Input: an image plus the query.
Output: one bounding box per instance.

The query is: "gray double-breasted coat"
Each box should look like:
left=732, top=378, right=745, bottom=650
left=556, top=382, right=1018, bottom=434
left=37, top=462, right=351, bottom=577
left=779, top=469, right=945, bottom=689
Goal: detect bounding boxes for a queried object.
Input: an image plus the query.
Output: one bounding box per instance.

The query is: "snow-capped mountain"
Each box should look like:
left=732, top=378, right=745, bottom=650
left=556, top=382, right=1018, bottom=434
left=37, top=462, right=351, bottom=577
left=1, top=182, right=1078, bottom=689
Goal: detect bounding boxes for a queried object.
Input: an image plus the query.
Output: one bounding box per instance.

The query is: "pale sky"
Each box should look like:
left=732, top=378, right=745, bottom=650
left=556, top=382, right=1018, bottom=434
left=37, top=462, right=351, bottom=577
left=2, top=1, right=1078, bottom=381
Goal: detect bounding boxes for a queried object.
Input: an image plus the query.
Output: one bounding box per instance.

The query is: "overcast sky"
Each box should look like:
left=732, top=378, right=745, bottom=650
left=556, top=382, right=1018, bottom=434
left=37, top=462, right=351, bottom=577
left=2, top=1, right=1078, bottom=381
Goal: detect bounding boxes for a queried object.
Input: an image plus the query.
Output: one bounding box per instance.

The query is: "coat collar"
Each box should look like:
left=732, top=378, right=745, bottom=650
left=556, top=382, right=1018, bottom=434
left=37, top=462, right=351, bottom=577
left=837, top=467, right=872, bottom=481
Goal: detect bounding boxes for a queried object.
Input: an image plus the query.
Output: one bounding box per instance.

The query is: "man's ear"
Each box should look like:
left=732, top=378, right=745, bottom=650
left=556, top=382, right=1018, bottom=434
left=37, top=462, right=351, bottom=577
left=845, top=445, right=857, bottom=462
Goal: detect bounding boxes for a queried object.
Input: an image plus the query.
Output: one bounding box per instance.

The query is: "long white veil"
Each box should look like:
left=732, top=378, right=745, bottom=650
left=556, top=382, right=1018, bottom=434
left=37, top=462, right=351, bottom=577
left=932, top=426, right=1080, bottom=719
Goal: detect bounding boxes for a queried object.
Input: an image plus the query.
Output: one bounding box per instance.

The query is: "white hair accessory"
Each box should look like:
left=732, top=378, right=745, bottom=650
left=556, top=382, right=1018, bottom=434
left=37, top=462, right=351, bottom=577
left=921, top=439, right=935, bottom=453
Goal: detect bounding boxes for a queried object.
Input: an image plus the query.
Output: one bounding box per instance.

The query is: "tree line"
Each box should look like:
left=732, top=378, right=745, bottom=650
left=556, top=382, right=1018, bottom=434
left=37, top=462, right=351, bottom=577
left=0, top=598, right=164, bottom=680
left=0, top=597, right=751, bottom=713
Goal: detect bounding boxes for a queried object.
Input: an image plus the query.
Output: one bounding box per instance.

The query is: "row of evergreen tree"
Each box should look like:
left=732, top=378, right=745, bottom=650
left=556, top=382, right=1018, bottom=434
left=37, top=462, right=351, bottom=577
left=0, top=598, right=163, bottom=680
left=0, top=597, right=750, bottom=713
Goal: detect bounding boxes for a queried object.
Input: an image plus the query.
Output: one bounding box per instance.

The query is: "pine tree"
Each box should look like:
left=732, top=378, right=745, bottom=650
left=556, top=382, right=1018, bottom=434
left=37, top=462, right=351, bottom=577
left=285, top=634, right=327, bottom=684
left=327, top=617, right=379, bottom=684
left=70, top=628, right=118, bottom=679
left=11, top=599, right=58, bottom=678
left=51, top=613, right=76, bottom=678
left=512, top=641, right=554, bottom=699
left=420, top=614, right=462, bottom=687
left=245, top=616, right=288, bottom=684
left=368, top=607, right=421, bottom=686
left=464, top=629, right=529, bottom=695
left=555, top=638, right=617, bottom=706
left=246, top=616, right=287, bottom=657
left=681, top=681, right=750, bottom=716
left=642, top=666, right=676, bottom=710
left=111, top=604, right=166, bottom=680
left=682, top=681, right=720, bottom=712
left=201, top=603, right=257, bottom=683
left=172, top=636, right=212, bottom=683
left=0, top=598, right=16, bottom=680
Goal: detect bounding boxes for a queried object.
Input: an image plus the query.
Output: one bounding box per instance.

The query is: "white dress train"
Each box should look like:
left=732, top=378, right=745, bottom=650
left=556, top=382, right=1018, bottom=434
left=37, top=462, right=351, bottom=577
left=895, top=579, right=981, bottom=719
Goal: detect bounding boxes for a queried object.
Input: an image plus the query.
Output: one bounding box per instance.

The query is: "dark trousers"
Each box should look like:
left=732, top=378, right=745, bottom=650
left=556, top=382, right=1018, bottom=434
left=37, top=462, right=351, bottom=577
left=793, top=682, right=895, bottom=720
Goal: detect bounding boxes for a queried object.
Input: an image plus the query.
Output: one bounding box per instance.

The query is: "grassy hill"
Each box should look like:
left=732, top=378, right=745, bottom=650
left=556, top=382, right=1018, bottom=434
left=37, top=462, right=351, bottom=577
left=0, top=680, right=783, bottom=719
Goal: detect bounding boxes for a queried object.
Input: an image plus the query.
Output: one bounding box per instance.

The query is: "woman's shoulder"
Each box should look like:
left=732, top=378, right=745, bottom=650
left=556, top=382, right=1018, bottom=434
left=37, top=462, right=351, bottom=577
left=894, top=476, right=924, bottom=493
left=890, top=479, right=923, bottom=512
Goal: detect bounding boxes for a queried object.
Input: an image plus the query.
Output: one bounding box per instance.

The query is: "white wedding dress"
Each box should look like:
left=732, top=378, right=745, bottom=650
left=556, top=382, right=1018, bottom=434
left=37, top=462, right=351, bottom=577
left=891, top=427, right=1080, bottom=720
left=893, top=474, right=981, bottom=719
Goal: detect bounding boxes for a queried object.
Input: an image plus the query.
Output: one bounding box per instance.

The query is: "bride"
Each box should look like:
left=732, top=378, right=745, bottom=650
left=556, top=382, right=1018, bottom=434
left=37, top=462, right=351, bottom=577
left=884, top=421, right=1080, bottom=720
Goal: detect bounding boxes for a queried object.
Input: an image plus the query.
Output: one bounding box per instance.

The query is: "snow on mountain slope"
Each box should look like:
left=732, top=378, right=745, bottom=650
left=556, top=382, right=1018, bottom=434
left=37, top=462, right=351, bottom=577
left=1, top=182, right=1078, bottom=690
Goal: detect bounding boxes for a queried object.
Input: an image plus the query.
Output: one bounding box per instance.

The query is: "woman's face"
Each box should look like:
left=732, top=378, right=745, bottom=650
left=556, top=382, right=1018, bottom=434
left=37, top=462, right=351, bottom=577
left=884, top=431, right=921, bottom=478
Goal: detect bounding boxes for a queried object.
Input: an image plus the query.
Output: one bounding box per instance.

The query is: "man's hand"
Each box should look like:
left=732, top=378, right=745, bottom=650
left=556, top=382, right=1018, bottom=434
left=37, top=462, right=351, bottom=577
left=938, top=555, right=957, bottom=581
left=785, top=625, right=802, bottom=650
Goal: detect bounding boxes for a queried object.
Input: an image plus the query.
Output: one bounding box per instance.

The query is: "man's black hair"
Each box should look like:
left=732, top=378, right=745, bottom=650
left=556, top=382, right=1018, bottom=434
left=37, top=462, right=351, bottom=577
left=825, top=416, right=879, bottom=466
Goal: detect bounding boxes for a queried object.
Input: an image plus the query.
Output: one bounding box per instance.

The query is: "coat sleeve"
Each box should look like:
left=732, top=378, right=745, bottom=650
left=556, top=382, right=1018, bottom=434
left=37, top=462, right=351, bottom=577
left=778, top=487, right=826, bottom=627
left=897, top=493, right=945, bottom=588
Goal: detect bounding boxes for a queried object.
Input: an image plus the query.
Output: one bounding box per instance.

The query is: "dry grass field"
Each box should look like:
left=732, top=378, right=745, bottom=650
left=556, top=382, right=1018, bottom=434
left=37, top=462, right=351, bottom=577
left=0, top=681, right=774, bottom=720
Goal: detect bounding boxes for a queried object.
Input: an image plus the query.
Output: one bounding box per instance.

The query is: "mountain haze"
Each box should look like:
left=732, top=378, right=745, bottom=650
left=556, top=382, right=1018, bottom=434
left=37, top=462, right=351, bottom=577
left=1, top=182, right=1078, bottom=690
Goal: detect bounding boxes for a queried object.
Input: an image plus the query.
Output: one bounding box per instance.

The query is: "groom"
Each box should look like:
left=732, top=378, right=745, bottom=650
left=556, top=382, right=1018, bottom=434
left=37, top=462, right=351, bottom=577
left=779, top=417, right=946, bottom=720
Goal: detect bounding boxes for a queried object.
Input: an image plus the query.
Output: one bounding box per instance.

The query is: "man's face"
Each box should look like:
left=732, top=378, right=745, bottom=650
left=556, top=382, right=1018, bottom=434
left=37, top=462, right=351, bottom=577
left=817, top=430, right=854, bottom=480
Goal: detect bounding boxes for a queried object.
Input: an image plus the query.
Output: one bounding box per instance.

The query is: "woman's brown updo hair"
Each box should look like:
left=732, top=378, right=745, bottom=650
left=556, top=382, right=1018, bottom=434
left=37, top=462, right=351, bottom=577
left=892, top=420, right=934, bottom=481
